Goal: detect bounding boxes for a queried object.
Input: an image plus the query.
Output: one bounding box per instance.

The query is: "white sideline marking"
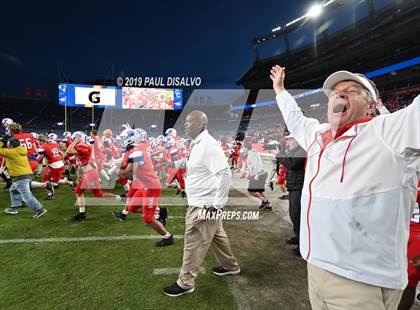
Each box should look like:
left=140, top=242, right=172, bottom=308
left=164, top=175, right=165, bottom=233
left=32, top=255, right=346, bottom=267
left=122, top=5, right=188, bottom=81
left=0, top=235, right=184, bottom=244
left=153, top=267, right=206, bottom=275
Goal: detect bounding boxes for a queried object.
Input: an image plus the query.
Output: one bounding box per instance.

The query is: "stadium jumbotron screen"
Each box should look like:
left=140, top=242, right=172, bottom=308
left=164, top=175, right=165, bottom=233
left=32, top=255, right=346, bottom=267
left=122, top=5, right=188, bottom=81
left=58, top=83, right=182, bottom=110
left=122, top=87, right=182, bottom=110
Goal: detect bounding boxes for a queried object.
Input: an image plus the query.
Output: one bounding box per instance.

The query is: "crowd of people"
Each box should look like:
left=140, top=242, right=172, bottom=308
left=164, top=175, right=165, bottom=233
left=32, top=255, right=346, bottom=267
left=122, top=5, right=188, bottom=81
left=0, top=117, right=280, bottom=238
left=1, top=66, right=419, bottom=307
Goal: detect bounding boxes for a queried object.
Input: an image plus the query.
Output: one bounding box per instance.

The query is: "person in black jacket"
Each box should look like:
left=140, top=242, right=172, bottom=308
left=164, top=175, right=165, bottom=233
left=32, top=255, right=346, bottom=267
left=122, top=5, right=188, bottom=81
left=279, top=136, right=306, bottom=257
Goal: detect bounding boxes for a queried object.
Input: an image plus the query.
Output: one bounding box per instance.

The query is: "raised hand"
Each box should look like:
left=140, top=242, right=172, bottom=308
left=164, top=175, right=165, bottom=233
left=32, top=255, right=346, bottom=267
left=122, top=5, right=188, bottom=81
left=270, top=65, right=286, bottom=95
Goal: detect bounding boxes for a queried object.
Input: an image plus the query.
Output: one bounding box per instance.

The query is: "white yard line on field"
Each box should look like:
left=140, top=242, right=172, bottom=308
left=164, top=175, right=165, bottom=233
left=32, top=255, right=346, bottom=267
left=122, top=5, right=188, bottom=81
left=0, top=235, right=184, bottom=244
left=153, top=267, right=206, bottom=275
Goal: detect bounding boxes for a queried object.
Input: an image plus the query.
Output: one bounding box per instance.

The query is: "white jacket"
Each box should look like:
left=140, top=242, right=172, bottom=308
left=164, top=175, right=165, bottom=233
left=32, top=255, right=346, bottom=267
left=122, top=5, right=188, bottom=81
left=276, top=91, right=420, bottom=289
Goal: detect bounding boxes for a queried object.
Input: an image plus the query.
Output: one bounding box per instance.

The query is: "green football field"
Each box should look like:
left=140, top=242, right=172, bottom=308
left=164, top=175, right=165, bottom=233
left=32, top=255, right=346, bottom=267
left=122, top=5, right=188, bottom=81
left=0, top=182, right=310, bottom=309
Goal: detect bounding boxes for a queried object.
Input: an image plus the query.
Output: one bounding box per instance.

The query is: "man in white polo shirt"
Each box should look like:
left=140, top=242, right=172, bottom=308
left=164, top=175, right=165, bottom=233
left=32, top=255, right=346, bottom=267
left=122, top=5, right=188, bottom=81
left=163, top=110, right=240, bottom=297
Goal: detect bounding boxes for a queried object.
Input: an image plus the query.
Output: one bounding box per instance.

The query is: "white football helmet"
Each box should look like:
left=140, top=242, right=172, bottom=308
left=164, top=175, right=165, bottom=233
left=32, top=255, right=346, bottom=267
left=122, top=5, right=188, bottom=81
left=123, top=136, right=136, bottom=149
left=71, top=131, right=87, bottom=143
left=120, top=128, right=137, bottom=140
left=135, top=128, right=148, bottom=142
left=165, top=128, right=177, bottom=138
left=63, top=131, right=72, bottom=139
left=118, top=123, right=131, bottom=133
left=2, top=118, right=13, bottom=128
left=164, top=136, right=175, bottom=148
left=47, top=133, right=58, bottom=143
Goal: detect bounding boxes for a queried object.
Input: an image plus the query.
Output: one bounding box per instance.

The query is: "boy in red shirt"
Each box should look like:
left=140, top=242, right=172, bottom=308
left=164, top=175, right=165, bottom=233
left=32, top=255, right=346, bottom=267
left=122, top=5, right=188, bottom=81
left=66, top=132, right=120, bottom=221
left=37, top=135, right=73, bottom=198
left=113, top=136, right=173, bottom=246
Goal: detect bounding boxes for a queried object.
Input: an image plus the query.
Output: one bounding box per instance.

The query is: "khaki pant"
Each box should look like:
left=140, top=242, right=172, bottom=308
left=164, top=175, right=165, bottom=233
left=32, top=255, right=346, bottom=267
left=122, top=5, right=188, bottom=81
left=177, top=206, right=239, bottom=289
left=307, top=263, right=403, bottom=310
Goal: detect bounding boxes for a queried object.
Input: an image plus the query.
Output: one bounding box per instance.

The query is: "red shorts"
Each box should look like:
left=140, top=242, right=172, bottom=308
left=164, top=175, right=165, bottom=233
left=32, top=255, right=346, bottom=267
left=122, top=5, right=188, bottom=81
left=166, top=168, right=178, bottom=185
left=127, top=180, right=144, bottom=213
left=29, top=160, right=38, bottom=172
left=176, top=168, right=186, bottom=189
left=277, top=167, right=287, bottom=185
left=74, top=169, right=103, bottom=197
left=408, top=221, right=420, bottom=287
left=42, top=166, right=64, bottom=183
left=142, top=188, right=161, bottom=223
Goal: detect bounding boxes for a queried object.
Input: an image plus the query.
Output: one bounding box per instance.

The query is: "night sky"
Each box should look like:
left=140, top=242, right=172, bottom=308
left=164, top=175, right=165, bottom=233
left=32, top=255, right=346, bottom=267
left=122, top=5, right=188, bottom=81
left=1, top=0, right=318, bottom=97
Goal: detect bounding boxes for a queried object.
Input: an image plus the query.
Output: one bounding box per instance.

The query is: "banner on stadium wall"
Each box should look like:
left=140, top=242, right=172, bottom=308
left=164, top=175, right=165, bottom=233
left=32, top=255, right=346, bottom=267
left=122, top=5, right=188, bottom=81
left=58, top=83, right=182, bottom=110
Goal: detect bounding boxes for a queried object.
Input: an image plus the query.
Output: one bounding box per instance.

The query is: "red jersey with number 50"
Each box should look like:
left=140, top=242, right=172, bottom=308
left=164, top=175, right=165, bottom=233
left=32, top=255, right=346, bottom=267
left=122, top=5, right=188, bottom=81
left=38, top=143, right=63, bottom=164
left=14, top=133, right=37, bottom=158
left=75, top=143, right=94, bottom=167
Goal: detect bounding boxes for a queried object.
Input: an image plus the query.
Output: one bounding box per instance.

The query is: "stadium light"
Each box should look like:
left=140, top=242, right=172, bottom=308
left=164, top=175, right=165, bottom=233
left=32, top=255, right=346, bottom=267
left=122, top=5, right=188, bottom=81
left=57, top=122, right=64, bottom=126
left=89, top=123, right=95, bottom=127
left=306, top=4, right=323, bottom=18
left=271, top=0, right=337, bottom=33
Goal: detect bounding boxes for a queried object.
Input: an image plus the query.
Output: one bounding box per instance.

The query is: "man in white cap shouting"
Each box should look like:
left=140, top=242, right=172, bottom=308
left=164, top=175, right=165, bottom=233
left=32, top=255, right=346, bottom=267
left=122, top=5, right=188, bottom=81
left=271, top=65, right=419, bottom=309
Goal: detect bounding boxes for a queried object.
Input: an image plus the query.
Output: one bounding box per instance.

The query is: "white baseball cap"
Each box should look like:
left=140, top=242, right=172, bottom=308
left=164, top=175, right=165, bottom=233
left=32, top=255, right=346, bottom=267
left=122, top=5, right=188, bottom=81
left=323, top=71, right=378, bottom=102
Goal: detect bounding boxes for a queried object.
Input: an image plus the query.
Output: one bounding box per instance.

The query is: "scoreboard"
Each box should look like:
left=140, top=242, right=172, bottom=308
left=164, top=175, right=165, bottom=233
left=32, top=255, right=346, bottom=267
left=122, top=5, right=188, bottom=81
left=58, top=84, right=182, bottom=110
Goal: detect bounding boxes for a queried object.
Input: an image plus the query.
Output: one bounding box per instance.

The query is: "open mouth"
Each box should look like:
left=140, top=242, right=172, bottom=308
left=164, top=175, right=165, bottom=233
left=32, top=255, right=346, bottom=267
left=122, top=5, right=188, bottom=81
left=333, top=103, right=348, bottom=113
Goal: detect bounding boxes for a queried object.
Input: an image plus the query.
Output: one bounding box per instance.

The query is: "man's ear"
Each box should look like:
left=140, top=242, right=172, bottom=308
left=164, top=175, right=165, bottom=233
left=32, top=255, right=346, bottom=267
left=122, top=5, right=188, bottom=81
left=367, top=100, right=376, bottom=116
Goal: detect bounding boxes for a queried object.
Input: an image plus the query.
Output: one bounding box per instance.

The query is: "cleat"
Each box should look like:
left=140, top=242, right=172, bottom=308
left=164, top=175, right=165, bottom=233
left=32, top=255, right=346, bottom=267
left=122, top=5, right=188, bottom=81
left=112, top=211, right=126, bottom=221
left=263, top=202, right=272, bottom=211
left=46, top=181, right=55, bottom=197
left=69, top=212, right=86, bottom=221
left=155, top=235, right=174, bottom=247
left=259, top=200, right=268, bottom=209
left=163, top=283, right=194, bottom=297
left=212, top=266, right=241, bottom=276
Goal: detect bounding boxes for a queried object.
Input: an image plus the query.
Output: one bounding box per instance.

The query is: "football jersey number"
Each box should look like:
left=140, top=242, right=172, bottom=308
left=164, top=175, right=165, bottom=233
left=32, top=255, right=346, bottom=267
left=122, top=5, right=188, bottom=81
left=19, top=138, right=33, bottom=150
left=51, top=148, right=60, bottom=157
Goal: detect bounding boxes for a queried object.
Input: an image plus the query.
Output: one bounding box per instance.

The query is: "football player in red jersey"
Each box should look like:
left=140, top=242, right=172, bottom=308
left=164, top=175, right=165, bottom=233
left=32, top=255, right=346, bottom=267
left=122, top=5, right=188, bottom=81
left=37, top=135, right=73, bottom=199
left=113, top=136, right=173, bottom=246
left=149, top=137, right=166, bottom=181
left=8, top=123, right=54, bottom=196
left=112, top=133, right=168, bottom=226
left=8, top=123, right=39, bottom=171
left=66, top=132, right=120, bottom=221
left=163, top=136, right=186, bottom=197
